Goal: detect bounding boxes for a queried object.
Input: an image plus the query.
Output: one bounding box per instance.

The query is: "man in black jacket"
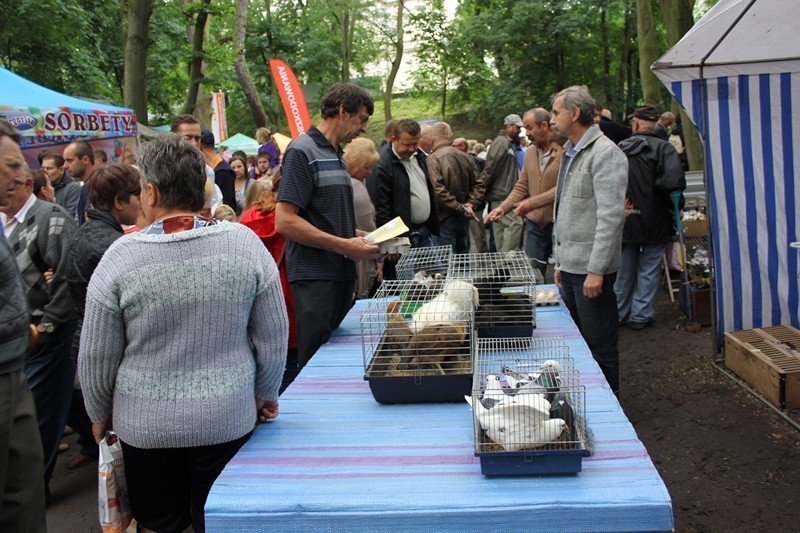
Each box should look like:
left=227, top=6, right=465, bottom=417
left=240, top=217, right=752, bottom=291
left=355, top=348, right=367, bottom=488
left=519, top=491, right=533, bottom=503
left=367, top=119, right=439, bottom=278
left=614, top=106, right=685, bottom=330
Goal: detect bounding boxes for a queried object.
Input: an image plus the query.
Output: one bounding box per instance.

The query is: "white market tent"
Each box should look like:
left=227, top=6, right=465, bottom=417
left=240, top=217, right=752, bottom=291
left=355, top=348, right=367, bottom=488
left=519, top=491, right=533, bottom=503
left=652, top=0, right=800, bottom=347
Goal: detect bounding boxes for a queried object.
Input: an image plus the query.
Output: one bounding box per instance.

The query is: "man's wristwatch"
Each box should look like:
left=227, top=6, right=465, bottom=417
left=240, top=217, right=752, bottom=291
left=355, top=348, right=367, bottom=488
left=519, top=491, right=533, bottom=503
left=37, top=323, right=55, bottom=334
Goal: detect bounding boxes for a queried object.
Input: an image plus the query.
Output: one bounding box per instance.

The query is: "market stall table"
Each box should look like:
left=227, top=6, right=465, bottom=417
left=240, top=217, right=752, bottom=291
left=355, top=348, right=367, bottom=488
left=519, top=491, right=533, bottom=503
left=206, top=285, right=673, bottom=532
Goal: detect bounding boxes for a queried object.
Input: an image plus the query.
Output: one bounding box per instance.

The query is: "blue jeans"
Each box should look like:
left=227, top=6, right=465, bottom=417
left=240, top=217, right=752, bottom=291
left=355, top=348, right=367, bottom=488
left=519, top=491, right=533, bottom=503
left=25, top=320, right=77, bottom=490
left=614, top=242, right=667, bottom=325
left=409, top=223, right=435, bottom=249
left=558, top=272, right=619, bottom=395
left=525, top=220, right=553, bottom=278
left=436, top=215, right=470, bottom=253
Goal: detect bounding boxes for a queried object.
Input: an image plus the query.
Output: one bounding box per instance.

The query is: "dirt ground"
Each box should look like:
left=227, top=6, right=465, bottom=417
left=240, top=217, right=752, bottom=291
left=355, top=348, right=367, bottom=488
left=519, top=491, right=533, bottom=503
left=45, top=288, right=800, bottom=532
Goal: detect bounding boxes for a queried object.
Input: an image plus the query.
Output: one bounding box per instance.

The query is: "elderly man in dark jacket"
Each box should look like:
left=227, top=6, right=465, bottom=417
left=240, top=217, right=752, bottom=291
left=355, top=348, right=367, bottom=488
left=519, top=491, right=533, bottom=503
left=615, top=106, right=686, bottom=330
left=426, top=122, right=484, bottom=253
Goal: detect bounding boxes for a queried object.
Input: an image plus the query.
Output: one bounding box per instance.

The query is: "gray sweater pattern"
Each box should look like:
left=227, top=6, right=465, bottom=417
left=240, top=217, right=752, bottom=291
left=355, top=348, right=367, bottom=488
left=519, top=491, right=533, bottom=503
left=79, top=222, right=289, bottom=449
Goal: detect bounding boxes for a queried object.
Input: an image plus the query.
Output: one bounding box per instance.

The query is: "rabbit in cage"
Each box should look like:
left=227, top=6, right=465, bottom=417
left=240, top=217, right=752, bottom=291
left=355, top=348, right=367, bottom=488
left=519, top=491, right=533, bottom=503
left=411, top=279, right=479, bottom=332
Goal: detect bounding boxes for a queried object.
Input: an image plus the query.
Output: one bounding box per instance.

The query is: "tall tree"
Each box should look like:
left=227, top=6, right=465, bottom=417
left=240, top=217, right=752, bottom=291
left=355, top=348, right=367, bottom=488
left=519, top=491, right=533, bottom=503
left=123, top=0, right=154, bottom=124
left=183, top=0, right=212, bottom=115
left=636, top=0, right=665, bottom=107
left=383, top=0, right=404, bottom=121
left=233, top=0, right=269, bottom=127
left=660, top=0, right=703, bottom=170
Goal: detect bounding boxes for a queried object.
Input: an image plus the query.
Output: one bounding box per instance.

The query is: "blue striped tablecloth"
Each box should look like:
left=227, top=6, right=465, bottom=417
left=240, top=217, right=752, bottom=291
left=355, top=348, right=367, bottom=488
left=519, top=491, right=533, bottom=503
left=206, top=285, right=673, bottom=532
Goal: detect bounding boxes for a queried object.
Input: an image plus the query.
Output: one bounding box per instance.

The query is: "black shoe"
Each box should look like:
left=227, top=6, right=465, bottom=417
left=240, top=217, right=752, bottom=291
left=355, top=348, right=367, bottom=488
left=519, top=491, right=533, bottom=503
left=618, top=319, right=628, bottom=327
left=629, top=319, right=653, bottom=330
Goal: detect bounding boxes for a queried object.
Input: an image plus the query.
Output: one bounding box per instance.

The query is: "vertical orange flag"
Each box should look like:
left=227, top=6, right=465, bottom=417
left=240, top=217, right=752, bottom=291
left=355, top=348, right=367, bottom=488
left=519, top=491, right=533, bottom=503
left=269, top=59, right=312, bottom=138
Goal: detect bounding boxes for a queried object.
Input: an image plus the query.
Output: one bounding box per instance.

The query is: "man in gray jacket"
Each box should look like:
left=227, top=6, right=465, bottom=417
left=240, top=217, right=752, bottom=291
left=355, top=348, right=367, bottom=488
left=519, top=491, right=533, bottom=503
left=480, top=114, right=523, bottom=252
left=550, top=86, right=628, bottom=396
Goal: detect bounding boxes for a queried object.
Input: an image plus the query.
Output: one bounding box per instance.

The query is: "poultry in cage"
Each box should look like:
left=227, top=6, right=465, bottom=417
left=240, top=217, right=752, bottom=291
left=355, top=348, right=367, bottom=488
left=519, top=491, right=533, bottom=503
left=410, top=278, right=479, bottom=332
left=406, top=322, right=469, bottom=375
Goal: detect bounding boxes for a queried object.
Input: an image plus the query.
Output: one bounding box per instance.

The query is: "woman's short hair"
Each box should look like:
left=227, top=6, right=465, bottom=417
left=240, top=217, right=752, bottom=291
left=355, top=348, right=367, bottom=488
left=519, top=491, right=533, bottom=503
left=137, top=136, right=206, bottom=211
left=343, top=138, right=379, bottom=177
left=88, top=164, right=141, bottom=211
left=213, top=203, right=236, bottom=222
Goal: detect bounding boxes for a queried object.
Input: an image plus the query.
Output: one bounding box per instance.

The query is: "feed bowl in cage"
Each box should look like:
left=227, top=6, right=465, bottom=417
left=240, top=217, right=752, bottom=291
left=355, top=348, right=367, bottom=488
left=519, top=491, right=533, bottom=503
left=361, top=279, right=477, bottom=404
left=467, top=339, right=590, bottom=476
left=448, top=251, right=538, bottom=338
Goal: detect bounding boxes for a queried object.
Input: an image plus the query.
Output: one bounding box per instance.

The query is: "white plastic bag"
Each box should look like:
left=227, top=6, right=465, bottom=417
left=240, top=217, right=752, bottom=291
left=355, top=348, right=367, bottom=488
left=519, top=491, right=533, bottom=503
left=98, top=433, right=132, bottom=533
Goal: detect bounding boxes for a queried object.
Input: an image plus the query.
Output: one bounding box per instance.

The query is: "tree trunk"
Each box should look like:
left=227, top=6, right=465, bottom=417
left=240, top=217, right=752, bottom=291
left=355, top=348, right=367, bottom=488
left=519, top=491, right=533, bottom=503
left=183, top=0, right=211, bottom=115
left=384, top=0, right=404, bottom=122
left=599, top=0, right=612, bottom=107
left=234, top=0, right=269, bottom=127
left=123, top=0, right=153, bottom=125
left=616, top=0, right=635, bottom=120
left=636, top=0, right=665, bottom=107
left=661, top=0, right=703, bottom=170
left=341, top=9, right=351, bottom=82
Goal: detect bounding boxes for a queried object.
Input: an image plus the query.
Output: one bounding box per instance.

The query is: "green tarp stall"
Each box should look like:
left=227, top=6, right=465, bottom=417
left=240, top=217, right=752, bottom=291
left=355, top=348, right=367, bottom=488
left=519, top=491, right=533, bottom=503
left=220, top=133, right=260, bottom=155
left=0, top=66, right=138, bottom=167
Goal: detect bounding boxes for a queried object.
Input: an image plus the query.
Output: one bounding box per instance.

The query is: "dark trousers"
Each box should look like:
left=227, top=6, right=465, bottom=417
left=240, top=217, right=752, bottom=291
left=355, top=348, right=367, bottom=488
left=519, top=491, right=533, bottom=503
left=290, top=280, right=355, bottom=371
left=67, top=389, right=97, bottom=458
left=0, top=370, right=46, bottom=532
left=558, top=272, right=620, bottom=395
left=437, top=215, right=470, bottom=253
left=25, top=320, right=77, bottom=490
left=121, top=431, right=251, bottom=533
left=525, top=220, right=553, bottom=279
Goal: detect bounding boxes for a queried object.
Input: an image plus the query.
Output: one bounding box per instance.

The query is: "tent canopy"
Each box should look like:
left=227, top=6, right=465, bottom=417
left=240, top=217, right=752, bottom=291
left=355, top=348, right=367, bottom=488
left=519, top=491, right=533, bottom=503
left=652, top=0, right=800, bottom=346
left=653, top=0, right=800, bottom=83
left=0, top=66, right=137, bottom=164
left=220, top=133, right=260, bottom=154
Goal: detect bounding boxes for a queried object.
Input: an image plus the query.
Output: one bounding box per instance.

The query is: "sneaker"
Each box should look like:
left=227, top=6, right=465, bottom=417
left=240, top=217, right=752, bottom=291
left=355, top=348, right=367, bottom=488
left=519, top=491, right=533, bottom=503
left=63, top=425, right=75, bottom=436
left=629, top=319, right=653, bottom=330
left=58, top=442, right=69, bottom=453
left=67, top=452, right=96, bottom=470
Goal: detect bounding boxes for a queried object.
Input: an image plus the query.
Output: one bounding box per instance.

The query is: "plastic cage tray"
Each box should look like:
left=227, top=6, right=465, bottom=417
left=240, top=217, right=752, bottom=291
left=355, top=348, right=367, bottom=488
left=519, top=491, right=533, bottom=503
left=361, top=279, right=476, bottom=404
left=470, top=338, right=591, bottom=476
left=448, top=251, right=539, bottom=338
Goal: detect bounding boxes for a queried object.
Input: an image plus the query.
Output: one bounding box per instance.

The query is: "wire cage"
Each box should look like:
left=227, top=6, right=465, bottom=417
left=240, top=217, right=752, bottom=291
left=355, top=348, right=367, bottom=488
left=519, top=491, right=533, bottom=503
left=361, top=278, right=478, bottom=404
left=395, top=245, right=453, bottom=280
left=448, top=251, right=539, bottom=337
left=467, top=337, right=590, bottom=476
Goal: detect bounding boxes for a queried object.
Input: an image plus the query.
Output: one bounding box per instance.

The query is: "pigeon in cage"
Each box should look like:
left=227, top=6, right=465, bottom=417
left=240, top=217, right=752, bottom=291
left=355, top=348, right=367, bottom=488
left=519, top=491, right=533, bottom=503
left=549, top=392, right=577, bottom=442
left=501, top=365, right=535, bottom=388
left=465, top=395, right=566, bottom=451
left=480, top=374, right=506, bottom=408
left=407, top=322, right=467, bottom=375
left=411, top=279, right=479, bottom=332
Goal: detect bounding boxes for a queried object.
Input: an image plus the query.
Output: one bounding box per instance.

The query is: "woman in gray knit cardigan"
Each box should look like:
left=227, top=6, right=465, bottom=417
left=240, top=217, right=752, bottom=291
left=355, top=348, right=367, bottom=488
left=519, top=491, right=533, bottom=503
left=79, top=136, right=289, bottom=533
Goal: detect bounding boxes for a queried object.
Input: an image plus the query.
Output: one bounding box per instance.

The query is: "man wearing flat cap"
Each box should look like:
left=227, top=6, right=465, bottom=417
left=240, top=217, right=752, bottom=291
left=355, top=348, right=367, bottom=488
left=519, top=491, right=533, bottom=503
left=480, top=114, right=524, bottom=252
left=615, top=105, right=685, bottom=330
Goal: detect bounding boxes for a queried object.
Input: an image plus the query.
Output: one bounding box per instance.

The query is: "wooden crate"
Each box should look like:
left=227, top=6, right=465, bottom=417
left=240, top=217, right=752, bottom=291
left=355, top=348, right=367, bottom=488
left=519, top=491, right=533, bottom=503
left=724, top=326, right=800, bottom=409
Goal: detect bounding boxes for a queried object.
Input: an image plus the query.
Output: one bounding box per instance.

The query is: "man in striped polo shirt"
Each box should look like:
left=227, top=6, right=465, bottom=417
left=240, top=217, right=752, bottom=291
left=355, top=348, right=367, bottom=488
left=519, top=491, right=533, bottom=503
left=276, top=83, right=382, bottom=374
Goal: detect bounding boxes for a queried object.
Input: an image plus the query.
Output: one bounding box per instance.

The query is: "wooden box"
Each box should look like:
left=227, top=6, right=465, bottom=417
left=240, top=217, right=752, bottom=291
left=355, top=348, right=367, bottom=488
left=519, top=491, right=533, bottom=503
left=724, top=326, right=800, bottom=409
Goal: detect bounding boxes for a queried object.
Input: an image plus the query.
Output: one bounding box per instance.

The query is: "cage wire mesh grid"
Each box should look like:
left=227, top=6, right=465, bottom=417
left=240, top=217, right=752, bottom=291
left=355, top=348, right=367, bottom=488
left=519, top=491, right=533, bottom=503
left=468, top=337, right=590, bottom=475
left=395, top=245, right=453, bottom=280
left=447, top=251, right=540, bottom=337
left=360, top=279, right=477, bottom=403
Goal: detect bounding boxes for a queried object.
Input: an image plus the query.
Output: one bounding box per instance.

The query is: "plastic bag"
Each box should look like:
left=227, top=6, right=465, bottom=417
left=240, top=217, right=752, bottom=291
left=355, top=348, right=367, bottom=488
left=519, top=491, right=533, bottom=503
left=98, top=433, right=132, bottom=533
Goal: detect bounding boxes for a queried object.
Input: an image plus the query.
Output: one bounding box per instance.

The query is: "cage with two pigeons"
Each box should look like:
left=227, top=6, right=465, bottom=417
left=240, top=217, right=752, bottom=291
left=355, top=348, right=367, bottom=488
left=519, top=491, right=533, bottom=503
left=468, top=337, right=591, bottom=476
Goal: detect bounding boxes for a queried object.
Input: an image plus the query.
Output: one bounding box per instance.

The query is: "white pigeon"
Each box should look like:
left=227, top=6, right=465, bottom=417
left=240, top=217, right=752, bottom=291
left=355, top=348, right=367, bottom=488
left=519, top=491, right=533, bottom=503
left=480, top=375, right=506, bottom=408
left=498, top=391, right=551, bottom=420
left=411, top=279, right=479, bottom=332
left=466, top=396, right=563, bottom=452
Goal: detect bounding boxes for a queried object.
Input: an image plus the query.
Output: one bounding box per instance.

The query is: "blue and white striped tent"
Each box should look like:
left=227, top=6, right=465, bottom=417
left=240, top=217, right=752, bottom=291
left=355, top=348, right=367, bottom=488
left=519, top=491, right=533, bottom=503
left=652, top=0, right=800, bottom=348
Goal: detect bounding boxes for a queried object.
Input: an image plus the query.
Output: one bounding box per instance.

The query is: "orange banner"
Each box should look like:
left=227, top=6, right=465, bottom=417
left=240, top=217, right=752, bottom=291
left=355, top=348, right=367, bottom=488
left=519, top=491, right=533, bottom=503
left=270, top=59, right=311, bottom=138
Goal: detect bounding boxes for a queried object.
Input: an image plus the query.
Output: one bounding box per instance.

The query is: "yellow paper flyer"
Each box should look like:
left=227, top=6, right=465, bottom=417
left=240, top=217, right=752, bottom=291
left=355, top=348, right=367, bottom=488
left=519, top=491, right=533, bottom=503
left=364, top=216, right=409, bottom=244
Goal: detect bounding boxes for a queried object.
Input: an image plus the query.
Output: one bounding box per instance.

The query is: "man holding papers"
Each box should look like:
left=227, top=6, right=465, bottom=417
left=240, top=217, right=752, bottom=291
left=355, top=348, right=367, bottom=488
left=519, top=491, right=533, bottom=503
left=277, top=83, right=382, bottom=371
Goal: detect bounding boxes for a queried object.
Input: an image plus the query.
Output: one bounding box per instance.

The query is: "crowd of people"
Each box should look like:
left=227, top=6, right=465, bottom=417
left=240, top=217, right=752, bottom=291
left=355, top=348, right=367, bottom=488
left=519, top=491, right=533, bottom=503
left=0, top=81, right=685, bottom=532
